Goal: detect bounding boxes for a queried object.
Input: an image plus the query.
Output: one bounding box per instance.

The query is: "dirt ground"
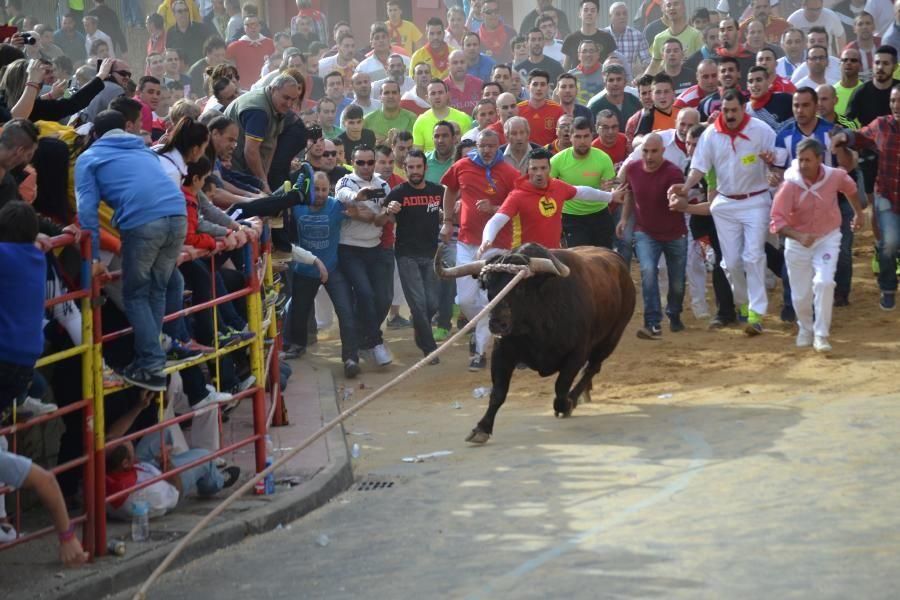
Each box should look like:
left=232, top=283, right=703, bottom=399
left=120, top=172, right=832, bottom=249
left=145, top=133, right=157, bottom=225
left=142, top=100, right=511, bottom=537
left=302, top=233, right=898, bottom=472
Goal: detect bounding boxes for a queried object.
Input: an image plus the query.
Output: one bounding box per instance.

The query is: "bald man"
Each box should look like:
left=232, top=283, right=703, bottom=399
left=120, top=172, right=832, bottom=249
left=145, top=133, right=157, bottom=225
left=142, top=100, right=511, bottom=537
left=444, top=49, right=483, bottom=115
left=618, top=132, right=689, bottom=339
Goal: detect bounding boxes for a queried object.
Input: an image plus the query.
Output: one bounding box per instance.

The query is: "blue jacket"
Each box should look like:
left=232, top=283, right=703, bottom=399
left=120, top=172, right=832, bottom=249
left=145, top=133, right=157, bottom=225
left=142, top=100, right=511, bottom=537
left=75, top=131, right=186, bottom=259
left=0, top=243, right=46, bottom=366
left=291, top=198, right=346, bottom=279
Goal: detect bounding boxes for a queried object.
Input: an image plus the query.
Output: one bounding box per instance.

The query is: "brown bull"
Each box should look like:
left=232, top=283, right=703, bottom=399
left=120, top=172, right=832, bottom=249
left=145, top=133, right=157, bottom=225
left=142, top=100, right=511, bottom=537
left=436, top=243, right=636, bottom=443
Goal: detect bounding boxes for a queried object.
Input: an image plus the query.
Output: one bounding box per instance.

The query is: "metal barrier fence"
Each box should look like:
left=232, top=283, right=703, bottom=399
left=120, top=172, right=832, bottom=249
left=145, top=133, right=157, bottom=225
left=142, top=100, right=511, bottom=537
left=1, top=229, right=281, bottom=559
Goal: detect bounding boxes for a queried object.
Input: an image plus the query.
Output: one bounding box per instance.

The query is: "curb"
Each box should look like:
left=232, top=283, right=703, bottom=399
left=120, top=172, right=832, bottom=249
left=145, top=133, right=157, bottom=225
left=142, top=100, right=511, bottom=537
left=56, top=368, right=352, bottom=600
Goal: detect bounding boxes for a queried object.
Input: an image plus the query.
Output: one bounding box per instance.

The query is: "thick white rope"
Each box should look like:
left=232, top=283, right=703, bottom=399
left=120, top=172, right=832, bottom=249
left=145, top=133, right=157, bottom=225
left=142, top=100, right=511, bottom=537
left=132, top=268, right=530, bottom=600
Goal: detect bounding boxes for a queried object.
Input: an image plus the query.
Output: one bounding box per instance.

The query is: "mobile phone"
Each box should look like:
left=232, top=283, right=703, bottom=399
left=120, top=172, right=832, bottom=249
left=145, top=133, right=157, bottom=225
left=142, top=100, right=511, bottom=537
left=368, top=188, right=386, bottom=200
left=96, top=59, right=103, bottom=71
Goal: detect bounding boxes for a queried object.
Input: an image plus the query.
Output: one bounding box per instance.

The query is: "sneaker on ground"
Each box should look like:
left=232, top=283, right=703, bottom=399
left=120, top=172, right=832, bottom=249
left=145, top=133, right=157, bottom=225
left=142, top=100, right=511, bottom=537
left=432, top=327, right=449, bottom=342
left=707, top=316, right=732, bottom=330
left=227, top=326, right=256, bottom=341
left=122, top=367, right=167, bottom=392
left=636, top=324, right=662, bottom=340
left=193, top=389, right=233, bottom=410
left=279, top=343, right=305, bottom=360
left=796, top=329, right=813, bottom=348
left=344, top=359, right=360, bottom=378
left=386, top=315, right=412, bottom=329
left=669, top=316, right=685, bottom=332
left=373, top=343, right=393, bottom=366
left=469, top=353, right=487, bottom=371
left=428, top=356, right=440, bottom=365
left=19, top=396, right=58, bottom=416
left=813, top=336, right=832, bottom=353
left=880, top=292, right=896, bottom=311
left=744, top=322, right=764, bottom=336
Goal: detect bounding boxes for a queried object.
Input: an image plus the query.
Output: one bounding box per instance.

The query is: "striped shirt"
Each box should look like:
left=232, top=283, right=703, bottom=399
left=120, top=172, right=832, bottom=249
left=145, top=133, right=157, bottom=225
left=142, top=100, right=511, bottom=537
left=775, top=117, right=838, bottom=169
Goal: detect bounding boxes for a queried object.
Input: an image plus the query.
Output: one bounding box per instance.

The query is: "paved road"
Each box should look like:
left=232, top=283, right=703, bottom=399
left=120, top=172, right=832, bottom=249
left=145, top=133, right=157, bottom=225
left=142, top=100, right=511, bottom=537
left=114, top=392, right=900, bottom=600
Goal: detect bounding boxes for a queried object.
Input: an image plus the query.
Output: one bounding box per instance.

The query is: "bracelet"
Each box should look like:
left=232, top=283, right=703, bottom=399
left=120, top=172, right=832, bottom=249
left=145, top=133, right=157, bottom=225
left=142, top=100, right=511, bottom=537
left=58, top=523, right=76, bottom=543
left=25, top=82, right=41, bottom=91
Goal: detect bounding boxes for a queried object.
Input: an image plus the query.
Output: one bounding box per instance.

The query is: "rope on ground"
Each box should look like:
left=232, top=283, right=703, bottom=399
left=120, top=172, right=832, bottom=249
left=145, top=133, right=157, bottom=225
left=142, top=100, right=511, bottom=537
left=132, top=268, right=530, bottom=600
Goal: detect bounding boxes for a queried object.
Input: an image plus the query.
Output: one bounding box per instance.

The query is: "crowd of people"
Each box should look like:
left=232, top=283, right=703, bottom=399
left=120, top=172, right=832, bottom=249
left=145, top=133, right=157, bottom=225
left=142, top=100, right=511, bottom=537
left=1, top=0, right=899, bottom=564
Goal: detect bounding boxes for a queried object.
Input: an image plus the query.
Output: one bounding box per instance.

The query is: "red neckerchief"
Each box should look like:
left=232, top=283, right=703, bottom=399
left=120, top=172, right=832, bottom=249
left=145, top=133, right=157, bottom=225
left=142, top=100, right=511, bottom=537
left=387, top=20, right=404, bottom=47
left=714, top=111, right=751, bottom=151
left=715, top=45, right=752, bottom=58
left=424, top=43, right=449, bottom=73
left=479, top=23, right=509, bottom=56
left=578, top=62, right=602, bottom=76
left=674, top=135, right=687, bottom=154
left=750, top=90, right=773, bottom=110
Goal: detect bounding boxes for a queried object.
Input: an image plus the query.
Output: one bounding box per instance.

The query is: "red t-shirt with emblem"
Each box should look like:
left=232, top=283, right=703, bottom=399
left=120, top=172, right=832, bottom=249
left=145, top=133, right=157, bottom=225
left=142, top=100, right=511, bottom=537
left=497, top=176, right=578, bottom=249
left=441, top=157, right=520, bottom=249
left=517, top=100, right=565, bottom=147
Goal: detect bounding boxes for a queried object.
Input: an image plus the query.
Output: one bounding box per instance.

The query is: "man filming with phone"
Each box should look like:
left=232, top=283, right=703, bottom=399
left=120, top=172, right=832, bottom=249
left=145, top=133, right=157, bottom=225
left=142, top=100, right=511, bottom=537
left=334, top=145, right=395, bottom=368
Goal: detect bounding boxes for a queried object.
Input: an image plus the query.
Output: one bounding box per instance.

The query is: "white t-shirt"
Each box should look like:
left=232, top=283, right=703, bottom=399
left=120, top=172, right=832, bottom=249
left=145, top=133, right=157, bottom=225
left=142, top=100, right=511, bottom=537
left=356, top=53, right=411, bottom=82
left=787, top=8, right=845, bottom=52
left=790, top=56, right=842, bottom=85
left=543, top=40, right=565, bottom=64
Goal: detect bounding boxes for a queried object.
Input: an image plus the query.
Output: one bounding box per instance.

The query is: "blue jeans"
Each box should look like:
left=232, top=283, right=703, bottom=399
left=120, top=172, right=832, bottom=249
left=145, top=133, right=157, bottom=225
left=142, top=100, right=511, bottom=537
left=121, top=0, right=145, bottom=26
left=338, top=245, right=384, bottom=349
left=288, top=268, right=359, bottom=362
left=164, top=269, right=192, bottom=342
left=634, top=231, right=687, bottom=327
left=835, top=197, right=854, bottom=297
left=875, top=195, right=900, bottom=292
left=373, top=247, right=395, bottom=328
left=436, top=242, right=456, bottom=329
left=135, top=430, right=223, bottom=497
left=120, top=216, right=187, bottom=373
left=613, top=206, right=635, bottom=266
left=396, top=255, right=439, bottom=354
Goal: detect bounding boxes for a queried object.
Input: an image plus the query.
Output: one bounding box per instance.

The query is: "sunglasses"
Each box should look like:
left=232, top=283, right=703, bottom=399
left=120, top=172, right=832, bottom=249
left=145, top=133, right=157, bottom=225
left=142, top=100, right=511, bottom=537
left=355, top=159, right=376, bottom=166
left=322, top=151, right=338, bottom=157
left=840, top=58, right=860, bottom=63
left=114, top=70, right=132, bottom=78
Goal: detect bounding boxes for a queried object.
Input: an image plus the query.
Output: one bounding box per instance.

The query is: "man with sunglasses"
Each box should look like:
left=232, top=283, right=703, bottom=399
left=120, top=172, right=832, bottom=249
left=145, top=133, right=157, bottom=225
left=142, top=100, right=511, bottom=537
left=335, top=146, right=394, bottom=368
left=81, top=58, right=132, bottom=123
left=833, top=48, right=863, bottom=117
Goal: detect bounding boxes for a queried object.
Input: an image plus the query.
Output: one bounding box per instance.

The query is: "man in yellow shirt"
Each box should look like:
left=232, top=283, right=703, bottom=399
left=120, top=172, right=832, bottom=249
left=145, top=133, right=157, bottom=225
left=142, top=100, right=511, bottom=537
left=409, top=18, right=451, bottom=79
left=386, top=0, right=422, bottom=55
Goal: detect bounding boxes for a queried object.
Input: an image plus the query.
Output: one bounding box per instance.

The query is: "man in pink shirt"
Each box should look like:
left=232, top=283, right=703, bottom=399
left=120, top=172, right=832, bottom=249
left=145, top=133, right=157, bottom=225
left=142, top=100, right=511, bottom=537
left=226, top=14, right=275, bottom=82
left=135, top=75, right=162, bottom=134
left=770, top=138, right=862, bottom=353
left=444, top=49, right=483, bottom=116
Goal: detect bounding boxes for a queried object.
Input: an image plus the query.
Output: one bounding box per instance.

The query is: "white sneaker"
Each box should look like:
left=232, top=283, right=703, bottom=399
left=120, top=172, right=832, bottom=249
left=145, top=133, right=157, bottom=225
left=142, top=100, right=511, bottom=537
left=193, top=389, right=234, bottom=410
left=373, top=343, right=393, bottom=366
left=813, top=336, right=832, bottom=353
left=0, top=522, right=16, bottom=543
left=796, top=329, right=813, bottom=348
left=359, top=348, right=376, bottom=364
left=19, top=396, right=58, bottom=416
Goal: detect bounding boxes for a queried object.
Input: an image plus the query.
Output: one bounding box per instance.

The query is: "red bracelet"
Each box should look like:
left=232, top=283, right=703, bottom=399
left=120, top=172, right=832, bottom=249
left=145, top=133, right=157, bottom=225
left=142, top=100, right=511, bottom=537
left=58, top=523, right=76, bottom=542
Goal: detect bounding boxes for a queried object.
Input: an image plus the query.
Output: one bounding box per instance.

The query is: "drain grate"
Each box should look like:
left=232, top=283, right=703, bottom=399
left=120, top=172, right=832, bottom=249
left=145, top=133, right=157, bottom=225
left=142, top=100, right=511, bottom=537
left=357, top=479, right=396, bottom=491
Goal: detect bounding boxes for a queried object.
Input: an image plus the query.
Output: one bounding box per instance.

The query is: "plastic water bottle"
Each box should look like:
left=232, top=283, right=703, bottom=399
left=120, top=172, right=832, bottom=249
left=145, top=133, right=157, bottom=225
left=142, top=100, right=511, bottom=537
left=472, top=387, right=491, bottom=399
left=131, top=501, right=150, bottom=542
left=264, top=435, right=276, bottom=495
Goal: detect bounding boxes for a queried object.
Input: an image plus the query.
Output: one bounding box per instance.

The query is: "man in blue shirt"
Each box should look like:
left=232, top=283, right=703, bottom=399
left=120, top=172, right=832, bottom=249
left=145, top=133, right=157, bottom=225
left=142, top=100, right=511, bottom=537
left=464, top=31, right=496, bottom=81
left=287, top=171, right=362, bottom=378
left=75, top=110, right=187, bottom=392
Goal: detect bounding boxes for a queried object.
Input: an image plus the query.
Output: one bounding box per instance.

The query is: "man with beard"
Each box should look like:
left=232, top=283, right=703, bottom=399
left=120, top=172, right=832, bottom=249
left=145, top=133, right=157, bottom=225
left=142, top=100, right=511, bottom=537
left=445, top=49, right=484, bottom=116
left=516, top=28, right=564, bottom=84
left=715, top=17, right=756, bottom=79
left=549, top=115, right=618, bottom=249
left=698, top=56, right=746, bottom=121
left=846, top=45, right=900, bottom=126
left=373, top=54, right=415, bottom=99
left=669, top=90, right=777, bottom=336
left=410, top=18, right=452, bottom=80
left=440, top=129, right=520, bottom=370
left=384, top=150, right=444, bottom=362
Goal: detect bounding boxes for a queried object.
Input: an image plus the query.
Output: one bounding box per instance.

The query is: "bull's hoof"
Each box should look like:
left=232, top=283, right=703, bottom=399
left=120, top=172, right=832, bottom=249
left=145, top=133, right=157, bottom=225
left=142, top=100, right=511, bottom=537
left=465, top=429, right=491, bottom=444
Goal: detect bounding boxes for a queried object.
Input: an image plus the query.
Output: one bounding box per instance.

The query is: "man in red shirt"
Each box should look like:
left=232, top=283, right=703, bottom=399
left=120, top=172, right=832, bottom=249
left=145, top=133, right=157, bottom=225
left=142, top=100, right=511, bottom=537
left=480, top=147, right=622, bottom=253
left=226, top=14, right=275, bottom=83
left=617, top=133, right=687, bottom=339
left=444, top=49, right=483, bottom=116
left=516, top=69, right=565, bottom=147
left=592, top=109, right=631, bottom=168
left=440, top=129, right=520, bottom=370
left=674, top=59, right=719, bottom=109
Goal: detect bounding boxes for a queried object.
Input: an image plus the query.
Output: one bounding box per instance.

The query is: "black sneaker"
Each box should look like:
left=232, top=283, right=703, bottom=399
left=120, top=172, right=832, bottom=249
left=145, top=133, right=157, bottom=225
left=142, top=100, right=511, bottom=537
left=221, top=466, right=240, bottom=488
left=669, top=316, right=685, bottom=332
left=386, top=315, right=412, bottom=329
left=280, top=343, right=305, bottom=360
left=881, top=292, right=896, bottom=311
left=833, top=292, right=849, bottom=307
left=343, top=359, right=360, bottom=378
left=636, top=324, right=662, bottom=340
left=468, top=354, right=487, bottom=371
left=166, top=339, right=202, bottom=364
left=122, top=367, right=167, bottom=392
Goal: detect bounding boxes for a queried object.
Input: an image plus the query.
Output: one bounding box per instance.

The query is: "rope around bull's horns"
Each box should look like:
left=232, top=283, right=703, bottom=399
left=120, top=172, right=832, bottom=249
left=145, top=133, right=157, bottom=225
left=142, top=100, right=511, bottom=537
left=132, top=268, right=531, bottom=600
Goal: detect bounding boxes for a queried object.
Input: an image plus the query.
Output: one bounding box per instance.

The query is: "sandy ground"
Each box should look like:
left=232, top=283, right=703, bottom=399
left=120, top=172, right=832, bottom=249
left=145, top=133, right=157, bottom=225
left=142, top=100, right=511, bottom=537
left=305, top=234, right=897, bottom=473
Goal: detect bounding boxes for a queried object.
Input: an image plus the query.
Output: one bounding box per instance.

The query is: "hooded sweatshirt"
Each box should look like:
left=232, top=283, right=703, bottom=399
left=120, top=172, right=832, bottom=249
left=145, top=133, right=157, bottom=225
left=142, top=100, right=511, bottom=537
left=76, top=130, right=186, bottom=259
left=770, top=161, right=856, bottom=236
left=334, top=171, right=390, bottom=248
left=0, top=243, right=46, bottom=366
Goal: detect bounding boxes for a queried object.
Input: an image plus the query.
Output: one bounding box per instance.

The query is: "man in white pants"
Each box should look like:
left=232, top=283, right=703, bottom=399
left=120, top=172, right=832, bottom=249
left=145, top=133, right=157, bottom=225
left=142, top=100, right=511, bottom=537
left=770, top=138, right=862, bottom=352
left=439, top=130, right=521, bottom=371
left=670, top=89, right=777, bottom=335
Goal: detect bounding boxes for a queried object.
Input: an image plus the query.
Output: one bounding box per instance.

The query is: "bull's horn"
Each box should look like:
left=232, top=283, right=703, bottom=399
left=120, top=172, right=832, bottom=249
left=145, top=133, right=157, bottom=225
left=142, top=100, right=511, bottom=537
left=434, top=246, right=486, bottom=278
left=528, top=257, right=570, bottom=277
